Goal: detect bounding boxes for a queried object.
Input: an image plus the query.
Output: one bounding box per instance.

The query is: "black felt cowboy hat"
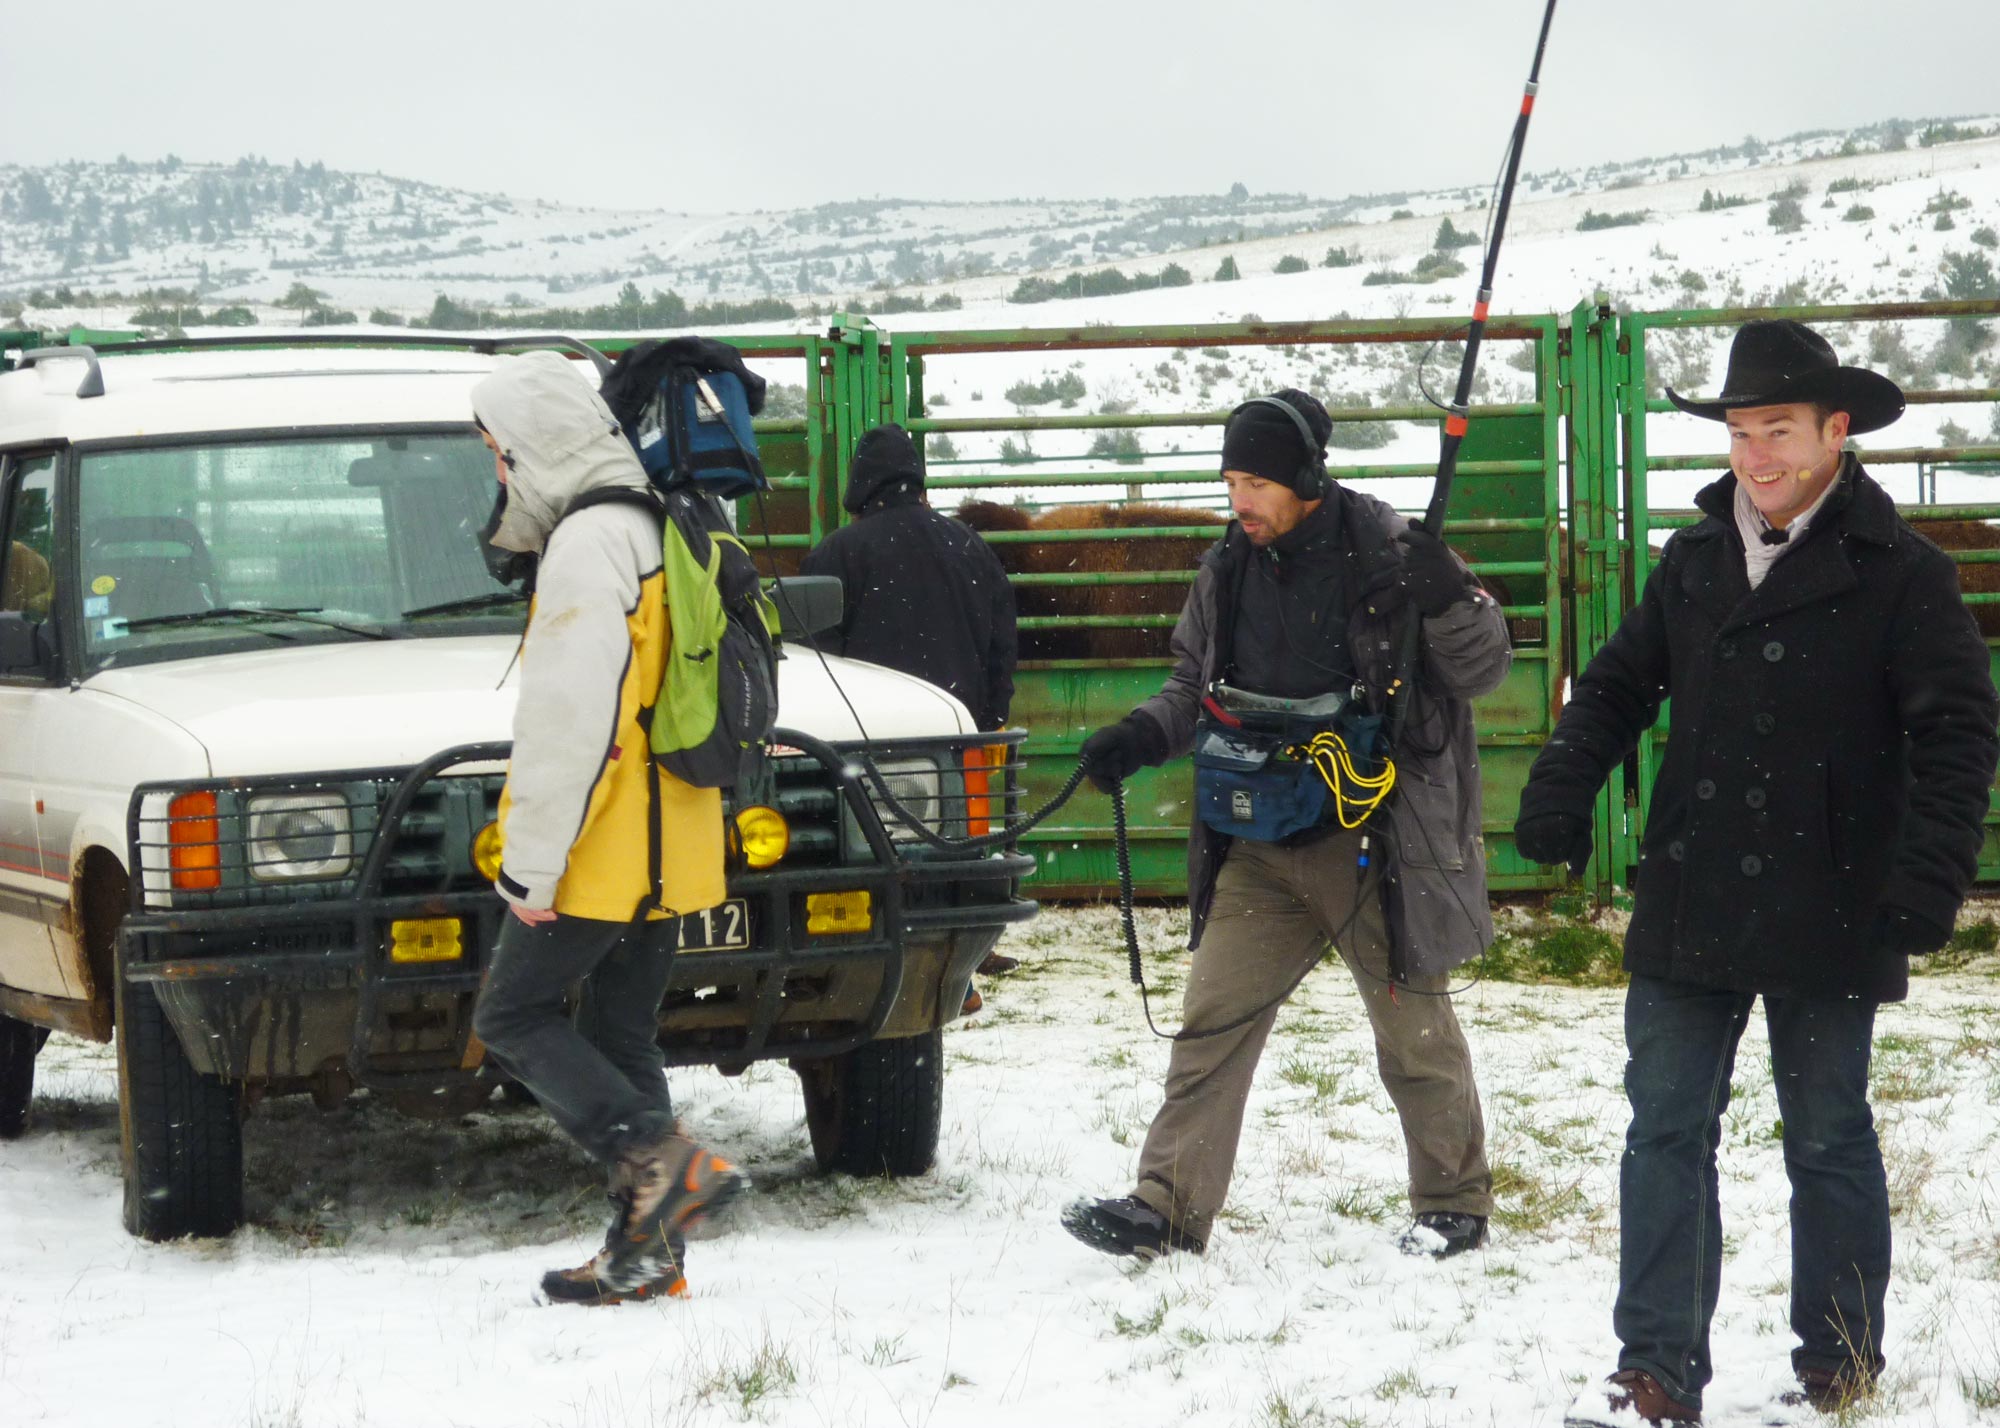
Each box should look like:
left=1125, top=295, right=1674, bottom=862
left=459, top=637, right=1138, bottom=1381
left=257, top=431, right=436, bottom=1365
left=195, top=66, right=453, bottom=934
left=1665, top=318, right=1905, bottom=435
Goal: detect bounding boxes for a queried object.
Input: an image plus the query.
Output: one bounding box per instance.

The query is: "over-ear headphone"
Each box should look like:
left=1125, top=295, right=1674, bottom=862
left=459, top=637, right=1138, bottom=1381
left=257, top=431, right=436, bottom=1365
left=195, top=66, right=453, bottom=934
left=1227, top=395, right=1330, bottom=501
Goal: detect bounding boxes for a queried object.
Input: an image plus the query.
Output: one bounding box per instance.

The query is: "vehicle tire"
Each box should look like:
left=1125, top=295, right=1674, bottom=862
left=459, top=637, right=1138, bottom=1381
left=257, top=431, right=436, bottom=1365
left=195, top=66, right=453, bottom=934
left=0, top=1014, right=46, bottom=1139
left=115, top=952, right=244, bottom=1239
left=799, top=1029, right=943, bottom=1178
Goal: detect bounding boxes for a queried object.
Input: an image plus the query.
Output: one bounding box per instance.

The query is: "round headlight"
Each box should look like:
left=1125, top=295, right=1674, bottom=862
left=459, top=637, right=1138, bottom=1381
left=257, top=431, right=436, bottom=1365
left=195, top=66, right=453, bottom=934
left=472, top=821, right=504, bottom=881
left=734, top=806, right=789, bottom=869
left=247, top=792, right=353, bottom=881
left=272, top=809, right=338, bottom=862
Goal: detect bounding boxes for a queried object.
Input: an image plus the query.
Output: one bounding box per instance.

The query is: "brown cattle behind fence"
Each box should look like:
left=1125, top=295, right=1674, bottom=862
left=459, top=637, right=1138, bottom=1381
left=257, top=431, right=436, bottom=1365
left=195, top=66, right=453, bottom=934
left=955, top=500, right=1220, bottom=660
left=956, top=498, right=1532, bottom=660
left=1908, top=517, right=2000, bottom=638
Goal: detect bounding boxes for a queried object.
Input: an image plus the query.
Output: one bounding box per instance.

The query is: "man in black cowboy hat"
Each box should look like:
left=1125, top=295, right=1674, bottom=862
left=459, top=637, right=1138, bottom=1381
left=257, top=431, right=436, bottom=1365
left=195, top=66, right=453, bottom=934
left=1516, top=320, right=1998, bottom=1425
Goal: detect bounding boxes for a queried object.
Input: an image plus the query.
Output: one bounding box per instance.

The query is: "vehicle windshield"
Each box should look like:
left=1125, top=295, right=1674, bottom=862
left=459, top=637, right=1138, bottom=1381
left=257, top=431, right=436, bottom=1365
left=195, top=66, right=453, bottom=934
left=78, top=433, right=521, bottom=673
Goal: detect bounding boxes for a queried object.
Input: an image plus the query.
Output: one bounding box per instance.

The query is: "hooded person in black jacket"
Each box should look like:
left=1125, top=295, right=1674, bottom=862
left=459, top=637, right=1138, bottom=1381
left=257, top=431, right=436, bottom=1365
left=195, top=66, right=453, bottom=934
left=1521, top=321, right=2000, bottom=1427
left=801, top=423, right=1017, bottom=732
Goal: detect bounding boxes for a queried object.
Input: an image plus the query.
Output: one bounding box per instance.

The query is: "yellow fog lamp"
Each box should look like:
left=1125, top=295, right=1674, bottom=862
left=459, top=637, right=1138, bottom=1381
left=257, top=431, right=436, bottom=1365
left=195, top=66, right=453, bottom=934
left=734, top=805, right=790, bottom=869
left=471, top=821, right=504, bottom=881
left=390, top=918, right=463, bottom=963
left=806, top=889, right=872, bottom=936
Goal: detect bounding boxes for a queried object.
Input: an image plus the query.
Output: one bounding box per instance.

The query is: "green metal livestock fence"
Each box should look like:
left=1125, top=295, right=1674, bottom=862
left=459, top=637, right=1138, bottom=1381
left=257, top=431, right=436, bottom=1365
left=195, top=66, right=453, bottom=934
left=868, top=314, right=1567, bottom=897
left=7, top=296, right=1997, bottom=898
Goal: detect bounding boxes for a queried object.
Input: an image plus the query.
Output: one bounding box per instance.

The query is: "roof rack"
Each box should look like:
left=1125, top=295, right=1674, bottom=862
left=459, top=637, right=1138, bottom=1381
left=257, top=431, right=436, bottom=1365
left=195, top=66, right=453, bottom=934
left=16, top=346, right=107, bottom=399
left=13, top=332, right=615, bottom=382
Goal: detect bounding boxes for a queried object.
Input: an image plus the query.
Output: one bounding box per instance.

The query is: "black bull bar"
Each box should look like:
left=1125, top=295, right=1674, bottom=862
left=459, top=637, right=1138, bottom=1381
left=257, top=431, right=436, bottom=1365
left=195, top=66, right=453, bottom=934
left=120, top=730, right=1037, bottom=1091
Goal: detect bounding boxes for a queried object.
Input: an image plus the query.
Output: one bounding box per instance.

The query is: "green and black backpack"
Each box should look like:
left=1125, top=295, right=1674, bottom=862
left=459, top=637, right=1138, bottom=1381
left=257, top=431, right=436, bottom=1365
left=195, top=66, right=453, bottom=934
left=567, top=484, right=780, bottom=792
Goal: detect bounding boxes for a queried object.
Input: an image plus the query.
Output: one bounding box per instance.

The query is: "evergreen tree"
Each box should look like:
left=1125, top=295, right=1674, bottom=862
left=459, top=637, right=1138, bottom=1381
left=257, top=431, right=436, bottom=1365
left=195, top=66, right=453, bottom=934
left=1433, top=217, right=1479, bottom=250
left=278, top=280, right=327, bottom=315
left=17, top=173, right=57, bottom=223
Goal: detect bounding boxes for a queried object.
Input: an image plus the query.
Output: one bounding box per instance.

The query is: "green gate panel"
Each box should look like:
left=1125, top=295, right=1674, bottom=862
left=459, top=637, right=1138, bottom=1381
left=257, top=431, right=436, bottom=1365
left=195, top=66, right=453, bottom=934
left=1008, top=665, right=1191, bottom=896
left=21, top=302, right=2000, bottom=902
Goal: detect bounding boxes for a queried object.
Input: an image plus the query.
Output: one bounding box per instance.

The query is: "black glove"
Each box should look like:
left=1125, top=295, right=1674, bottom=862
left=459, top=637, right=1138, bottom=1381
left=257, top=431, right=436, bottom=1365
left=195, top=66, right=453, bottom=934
left=1868, top=904, right=1953, bottom=957
left=1364, top=520, right=1475, bottom=620
left=1514, top=810, right=1593, bottom=878
left=1080, top=716, right=1166, bottom=794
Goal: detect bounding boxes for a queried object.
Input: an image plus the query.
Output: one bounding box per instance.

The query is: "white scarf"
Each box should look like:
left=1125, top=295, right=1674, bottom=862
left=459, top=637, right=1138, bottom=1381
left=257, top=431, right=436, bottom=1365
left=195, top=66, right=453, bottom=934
left=1734, top=465, right=1843, bottom=590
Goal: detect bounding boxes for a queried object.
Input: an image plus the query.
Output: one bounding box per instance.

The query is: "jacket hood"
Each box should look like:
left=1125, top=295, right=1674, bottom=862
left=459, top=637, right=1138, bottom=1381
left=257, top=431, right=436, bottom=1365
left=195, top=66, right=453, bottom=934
left=844, top=422, right=925, bottom=513
left=470, top=351, right=652, bottom=554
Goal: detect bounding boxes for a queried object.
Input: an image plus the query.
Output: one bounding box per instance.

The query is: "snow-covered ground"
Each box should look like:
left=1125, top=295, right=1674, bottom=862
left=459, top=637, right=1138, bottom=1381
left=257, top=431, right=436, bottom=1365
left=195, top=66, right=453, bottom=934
left=4, top=905, right=1996, bottom=1428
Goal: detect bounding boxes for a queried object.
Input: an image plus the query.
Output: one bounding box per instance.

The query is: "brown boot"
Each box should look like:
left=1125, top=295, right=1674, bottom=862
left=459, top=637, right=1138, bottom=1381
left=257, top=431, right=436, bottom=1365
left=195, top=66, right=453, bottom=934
left=1564, top=1369, right=1701, bottom=1426
left=1778, top=1365, right=1875, bottom=1413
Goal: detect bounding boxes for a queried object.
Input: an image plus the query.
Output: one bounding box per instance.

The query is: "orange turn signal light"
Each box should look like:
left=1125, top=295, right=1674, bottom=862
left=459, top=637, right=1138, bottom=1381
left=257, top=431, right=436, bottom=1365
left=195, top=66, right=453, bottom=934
left=962, top=745, right=1005, bottom=838
left=168, top=790, right=221, bottom=891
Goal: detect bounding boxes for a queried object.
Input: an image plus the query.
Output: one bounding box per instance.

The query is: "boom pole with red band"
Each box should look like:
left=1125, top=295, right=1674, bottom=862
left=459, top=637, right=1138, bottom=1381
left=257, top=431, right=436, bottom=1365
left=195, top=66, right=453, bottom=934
left=1386, top=0, right=1559, bottom=744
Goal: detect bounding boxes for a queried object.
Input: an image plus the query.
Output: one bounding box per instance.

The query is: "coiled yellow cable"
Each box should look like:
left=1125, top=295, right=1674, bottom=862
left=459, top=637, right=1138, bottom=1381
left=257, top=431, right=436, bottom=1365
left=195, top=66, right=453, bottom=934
left=1290, top=731, right=1398, bottom=829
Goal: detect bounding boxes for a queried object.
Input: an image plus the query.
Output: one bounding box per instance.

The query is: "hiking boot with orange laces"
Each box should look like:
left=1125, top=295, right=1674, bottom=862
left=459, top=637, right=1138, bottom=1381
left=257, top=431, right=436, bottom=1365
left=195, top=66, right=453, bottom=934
left=598, top=1127, right=748, bottom=1292
left=1563, top=1368, right=1701, bottom=1426
left=541, top=1228, right=688, bottom=1307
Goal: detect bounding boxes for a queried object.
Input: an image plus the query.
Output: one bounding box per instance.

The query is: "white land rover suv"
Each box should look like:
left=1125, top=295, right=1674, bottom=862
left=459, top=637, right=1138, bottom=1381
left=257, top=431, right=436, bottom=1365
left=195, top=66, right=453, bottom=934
left=0, top=334, right=1033, bottom=1240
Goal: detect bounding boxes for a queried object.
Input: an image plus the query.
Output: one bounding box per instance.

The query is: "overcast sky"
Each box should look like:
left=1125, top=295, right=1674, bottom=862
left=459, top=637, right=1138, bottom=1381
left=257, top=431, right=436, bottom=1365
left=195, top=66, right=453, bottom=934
left=5, top=0, right=1997, bottom=213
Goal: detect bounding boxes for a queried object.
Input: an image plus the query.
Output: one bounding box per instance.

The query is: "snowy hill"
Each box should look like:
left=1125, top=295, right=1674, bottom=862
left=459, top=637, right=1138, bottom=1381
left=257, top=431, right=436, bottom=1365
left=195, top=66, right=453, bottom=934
left=5, top=115, right=1998, bottom=517
left=4, top=114, right=1995, bottom=328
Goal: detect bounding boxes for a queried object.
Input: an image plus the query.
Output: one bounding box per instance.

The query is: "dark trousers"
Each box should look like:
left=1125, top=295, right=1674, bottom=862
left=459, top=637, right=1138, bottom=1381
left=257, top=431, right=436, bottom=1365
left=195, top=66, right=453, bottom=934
left=472, top=914, right=677, bottom=1165
left=1616, top=974, right=1891, bottom=1412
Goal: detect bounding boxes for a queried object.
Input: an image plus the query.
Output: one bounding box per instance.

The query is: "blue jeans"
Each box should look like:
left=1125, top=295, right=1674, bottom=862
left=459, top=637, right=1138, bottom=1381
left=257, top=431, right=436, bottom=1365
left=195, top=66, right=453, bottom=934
left=473, top=914, right=677, bottom=1165
left=1615, top=974, right=1890, bottom=1412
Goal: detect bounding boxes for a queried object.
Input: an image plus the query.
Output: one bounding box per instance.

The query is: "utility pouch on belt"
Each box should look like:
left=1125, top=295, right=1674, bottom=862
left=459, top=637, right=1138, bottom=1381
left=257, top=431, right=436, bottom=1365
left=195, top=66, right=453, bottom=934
left=1192, top=683, right=1390, bottom=842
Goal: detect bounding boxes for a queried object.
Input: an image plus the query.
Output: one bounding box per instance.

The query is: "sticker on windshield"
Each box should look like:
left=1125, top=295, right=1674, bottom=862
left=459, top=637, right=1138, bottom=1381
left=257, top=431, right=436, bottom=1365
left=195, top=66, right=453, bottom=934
left=91, top=575, right=117, bottom=596
left=84, top=595, right=110, bottom=617
left=100, top=618, right=128, bottom=640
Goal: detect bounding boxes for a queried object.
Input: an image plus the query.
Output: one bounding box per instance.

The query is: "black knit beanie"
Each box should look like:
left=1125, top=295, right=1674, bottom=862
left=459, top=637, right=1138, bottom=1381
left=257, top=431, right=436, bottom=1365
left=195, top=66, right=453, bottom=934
left=844, top=422, right=925, bottom=512
left=1220, top=388, right=1333, bottom=496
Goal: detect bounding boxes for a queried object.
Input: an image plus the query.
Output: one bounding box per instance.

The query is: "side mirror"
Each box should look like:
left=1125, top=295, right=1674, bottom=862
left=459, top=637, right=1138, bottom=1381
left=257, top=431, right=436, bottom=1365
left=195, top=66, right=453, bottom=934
left=0, top=612, right=52, bottom=677
left=766, top=576, right=843, bottom=640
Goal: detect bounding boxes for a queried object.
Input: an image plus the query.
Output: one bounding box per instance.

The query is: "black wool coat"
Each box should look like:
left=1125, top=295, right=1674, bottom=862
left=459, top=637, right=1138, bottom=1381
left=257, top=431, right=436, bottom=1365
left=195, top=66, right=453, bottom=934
left=1518, top=462, right=1998, bottom=1001
left=799, top=493, right=1018, bottom=731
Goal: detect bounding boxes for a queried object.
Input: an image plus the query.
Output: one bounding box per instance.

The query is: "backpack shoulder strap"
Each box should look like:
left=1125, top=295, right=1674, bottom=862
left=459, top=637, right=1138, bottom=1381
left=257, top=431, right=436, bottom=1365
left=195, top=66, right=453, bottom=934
left=564, top=486, right=664, bottom=523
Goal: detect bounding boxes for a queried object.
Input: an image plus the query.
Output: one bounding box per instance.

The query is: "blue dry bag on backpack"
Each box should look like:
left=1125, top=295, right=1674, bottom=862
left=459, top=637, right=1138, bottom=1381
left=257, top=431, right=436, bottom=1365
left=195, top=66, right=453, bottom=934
left=599, top=336, right=770, bottom=501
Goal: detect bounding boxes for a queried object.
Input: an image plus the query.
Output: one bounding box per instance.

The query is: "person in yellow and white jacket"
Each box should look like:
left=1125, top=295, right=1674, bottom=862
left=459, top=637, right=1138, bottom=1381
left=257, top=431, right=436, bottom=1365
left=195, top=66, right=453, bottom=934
left=468, top=351, right=747, bottom=1307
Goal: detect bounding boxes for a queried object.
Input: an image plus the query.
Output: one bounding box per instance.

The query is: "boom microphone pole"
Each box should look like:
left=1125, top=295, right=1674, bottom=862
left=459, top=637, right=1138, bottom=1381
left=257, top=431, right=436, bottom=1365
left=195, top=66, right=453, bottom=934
left=1385, top=0, right=1559, bottom=746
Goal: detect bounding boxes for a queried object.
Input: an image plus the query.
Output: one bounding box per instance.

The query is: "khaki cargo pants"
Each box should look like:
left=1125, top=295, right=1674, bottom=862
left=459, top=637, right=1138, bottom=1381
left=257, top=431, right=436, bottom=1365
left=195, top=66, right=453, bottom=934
left=1132, top=830, right=1492, bottom=1244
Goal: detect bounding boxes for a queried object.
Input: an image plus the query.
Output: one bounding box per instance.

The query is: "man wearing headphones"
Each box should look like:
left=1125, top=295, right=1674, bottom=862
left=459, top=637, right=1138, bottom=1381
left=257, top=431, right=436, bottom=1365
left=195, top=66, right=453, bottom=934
left=1062, top=389, right=1510, bottom=1262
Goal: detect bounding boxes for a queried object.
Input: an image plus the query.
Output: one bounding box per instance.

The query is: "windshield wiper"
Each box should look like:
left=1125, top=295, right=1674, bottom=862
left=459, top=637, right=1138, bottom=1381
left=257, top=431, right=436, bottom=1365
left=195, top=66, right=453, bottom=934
left=118, top=605, right=394, bottom=640
left=400, top=591, right=529, bottom=619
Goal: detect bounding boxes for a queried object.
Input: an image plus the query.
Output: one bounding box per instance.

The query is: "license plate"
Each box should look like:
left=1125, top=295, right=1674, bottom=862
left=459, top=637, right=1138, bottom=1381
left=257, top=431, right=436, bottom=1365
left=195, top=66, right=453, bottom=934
left=676, top=898, right=751, bottom=954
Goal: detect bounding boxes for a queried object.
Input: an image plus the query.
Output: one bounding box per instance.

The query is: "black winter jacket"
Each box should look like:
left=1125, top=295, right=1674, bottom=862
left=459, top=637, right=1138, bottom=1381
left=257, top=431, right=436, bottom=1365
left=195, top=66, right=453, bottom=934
left=799, top=493, right=1018, bottom=731
left=1518, top=462, right=1998, bottom=1001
